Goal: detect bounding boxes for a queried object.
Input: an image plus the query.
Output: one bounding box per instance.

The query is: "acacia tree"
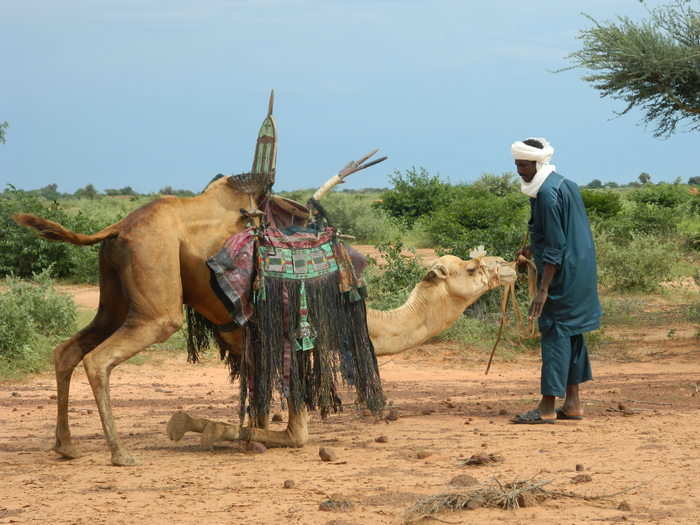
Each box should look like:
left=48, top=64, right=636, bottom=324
left=566, top=1, right=700, bottom=137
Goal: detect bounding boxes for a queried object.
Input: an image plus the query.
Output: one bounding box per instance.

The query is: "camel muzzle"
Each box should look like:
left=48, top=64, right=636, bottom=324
left=479, top=257, right=517, bottom=289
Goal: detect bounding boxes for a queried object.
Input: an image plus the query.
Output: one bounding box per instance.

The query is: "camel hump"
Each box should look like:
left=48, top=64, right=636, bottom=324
left=12, top=213, right=119, bottom=246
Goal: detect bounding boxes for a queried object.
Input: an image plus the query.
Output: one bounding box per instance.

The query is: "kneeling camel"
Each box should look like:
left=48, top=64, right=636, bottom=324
left=169, top=252, right=516, bottom=449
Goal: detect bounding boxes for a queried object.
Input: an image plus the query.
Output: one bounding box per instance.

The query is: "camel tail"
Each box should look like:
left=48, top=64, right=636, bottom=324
left=12, top=213, right=119, bottom=246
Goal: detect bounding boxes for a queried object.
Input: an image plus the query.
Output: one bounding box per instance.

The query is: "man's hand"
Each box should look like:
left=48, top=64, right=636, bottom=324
left=529, top=262, right=557, bottom=319
left=516, top=246, right=532, bottom=269
left=529, top=288, right=548, bottom=320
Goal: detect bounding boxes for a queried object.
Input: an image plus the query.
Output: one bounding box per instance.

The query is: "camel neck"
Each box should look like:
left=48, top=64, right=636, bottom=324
left=367, top=282, right=478, bottom=356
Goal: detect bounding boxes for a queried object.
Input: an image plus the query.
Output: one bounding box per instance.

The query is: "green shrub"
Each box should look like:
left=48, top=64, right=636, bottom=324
left=596, top=232, right=679, bottom=292
left=688, top=232, right=700, bottom=252
left=422, top=185, right=529, bottom=259
left=470, top=172, right=520, bottom=197
left=376, top=168, right=451, bottom=227
left=3, top=270, right=77, bottom=337
left=628, top=203, right=678, bottom=235
left=435, top=315, right=499, bottom=347
left=0, top=270, right=77, bottom=376
left=580, top=189, right=622, bottom=220
left=1, top=187, right=77, bottom=278
left=317, top=192, right=402, bottom=243
left=688, top=189, right=700, bottom=215
left=0, top=293, right=37, bottom=362
left=600, top=200, right=678, bottom=239
left=0, top=186, right=128, bottom=283
left=364, top=241, right=426, bottom=310
left=275, top=189, right=401, bottom=244
left=630, top=183, right=688, bottom=209
left=277, top=189, right=314, bottom=204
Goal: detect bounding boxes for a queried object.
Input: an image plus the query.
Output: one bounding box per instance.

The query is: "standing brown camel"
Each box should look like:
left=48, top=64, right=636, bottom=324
left=14, top=177, right=281, bottom=466
left=14, top=177, right=514, bottom=466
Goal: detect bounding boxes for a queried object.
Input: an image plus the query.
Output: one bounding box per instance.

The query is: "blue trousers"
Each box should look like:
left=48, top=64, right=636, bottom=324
left=540, top=331, right=592, bottom=397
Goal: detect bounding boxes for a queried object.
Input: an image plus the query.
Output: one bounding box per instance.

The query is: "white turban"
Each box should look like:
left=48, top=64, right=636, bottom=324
left=511, top=138, right=556, bottom=198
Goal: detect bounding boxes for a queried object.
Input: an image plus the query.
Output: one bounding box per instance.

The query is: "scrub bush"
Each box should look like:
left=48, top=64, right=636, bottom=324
left=580, top=189, right=622, bottom=219
left=595, top=232, right=679, bottom=292
left=275, top=189, right=402, bottom=244
left=630, top=183, right=689, bottom=209
left=422, top=185, right=529, bottom=259
left=628, top=203, right=678, bottom=235
left=364, top=241, right=426, bottom=310
left=470, top=172, right=520, bottom=197
left=317, top=192, right=402, bottom=244
left=0, top=270, right=77, bottom=376
left=0, top=187, right=127, bottom=283
left=376, top=168, right=451, bottom=227
left=599, top=201, right=677, bottom=239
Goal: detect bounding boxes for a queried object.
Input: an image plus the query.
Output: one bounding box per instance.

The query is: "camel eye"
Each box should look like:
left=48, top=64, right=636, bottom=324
left=466, top=267, right=476, bottom=275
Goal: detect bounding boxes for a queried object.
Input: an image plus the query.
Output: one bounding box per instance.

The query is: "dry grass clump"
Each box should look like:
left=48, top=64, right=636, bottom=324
left=404, top=478, right=551, bottom=523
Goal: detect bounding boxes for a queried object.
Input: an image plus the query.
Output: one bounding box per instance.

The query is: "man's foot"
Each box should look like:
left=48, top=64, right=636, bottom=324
left=555, top=407, right=583, bottom=420
left=511, top=409, right=556, bottom=424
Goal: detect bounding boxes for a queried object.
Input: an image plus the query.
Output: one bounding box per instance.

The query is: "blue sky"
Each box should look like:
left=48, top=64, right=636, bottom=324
left=1, top=0, right=696, bottom=193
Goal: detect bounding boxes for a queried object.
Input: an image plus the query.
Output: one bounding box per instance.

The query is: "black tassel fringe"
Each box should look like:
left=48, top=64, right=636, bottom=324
left=184, top=305, right=241, bottom=380
left=239, top=272, right=384, bottom=424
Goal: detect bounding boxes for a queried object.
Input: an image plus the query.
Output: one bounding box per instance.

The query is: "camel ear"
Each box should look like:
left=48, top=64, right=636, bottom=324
left=423, top=263, right=449, bottom=282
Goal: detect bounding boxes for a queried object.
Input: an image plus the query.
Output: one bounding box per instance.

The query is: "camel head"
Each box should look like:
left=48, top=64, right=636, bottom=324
left=367, top=252, right=518, bottom=356
left=422, top=254, right=517, bottom=305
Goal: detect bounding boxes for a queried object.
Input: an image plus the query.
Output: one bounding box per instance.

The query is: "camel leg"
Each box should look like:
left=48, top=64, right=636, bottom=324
left=167, top=411, right=240, bottom=448
left=244, top=401, right=308, bottom=447
left=53, top=326, right=112, bottom=459
left=166, top=399, right=309, bottom=449
left=82, top=317, right=180, bottom=466
left=55, top=255, right=127, bottom=459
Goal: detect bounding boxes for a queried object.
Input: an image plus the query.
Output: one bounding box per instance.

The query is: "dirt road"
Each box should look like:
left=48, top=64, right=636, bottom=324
left=1, top=335, right=699, bottom=524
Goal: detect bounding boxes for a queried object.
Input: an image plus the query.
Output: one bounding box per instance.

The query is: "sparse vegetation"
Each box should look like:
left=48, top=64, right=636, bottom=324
left=0, top=269, right=77, bottom=377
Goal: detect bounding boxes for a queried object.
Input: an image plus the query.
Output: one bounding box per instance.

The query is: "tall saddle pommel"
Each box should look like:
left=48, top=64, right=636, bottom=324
left=251, top=89, right=277, bottom=190
left=228, top=90, right=279, bottom=224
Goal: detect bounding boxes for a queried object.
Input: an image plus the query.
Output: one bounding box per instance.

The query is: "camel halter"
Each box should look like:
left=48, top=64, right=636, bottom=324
left=484, top=255, right=538, bottom=375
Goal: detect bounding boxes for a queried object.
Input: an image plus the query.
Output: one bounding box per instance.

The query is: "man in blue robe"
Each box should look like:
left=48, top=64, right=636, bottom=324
left=510, top=138, right=601, bottom=424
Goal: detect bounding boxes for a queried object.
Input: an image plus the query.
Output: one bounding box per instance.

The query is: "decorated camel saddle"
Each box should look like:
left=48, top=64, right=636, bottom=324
left=206, top=92, right=387, bottom=423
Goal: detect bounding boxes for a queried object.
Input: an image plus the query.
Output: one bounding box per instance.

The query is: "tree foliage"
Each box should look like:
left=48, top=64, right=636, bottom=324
left=376, top=168, right=451, bottom=227
left=580, top=189, right=623, bottom=219
left=104, top=186, right=137, bottom=196
left=0, top=121, right=7, bottom=144
left=74, top=184, right=99, bottom=199
left=0, top=186, right=124, bottom=282
left=422, top=185, right=529, bottom=259
left=159, top=185, right=195, bottom=197
left=470, top=172, right=520, bottom=196
left=630, top=182, right=690, bottom=207
left=566, top=1, right=700, bottom=136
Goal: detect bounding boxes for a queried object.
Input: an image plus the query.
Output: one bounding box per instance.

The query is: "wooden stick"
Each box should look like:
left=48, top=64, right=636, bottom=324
left=485, top=285, right=510, bottom=375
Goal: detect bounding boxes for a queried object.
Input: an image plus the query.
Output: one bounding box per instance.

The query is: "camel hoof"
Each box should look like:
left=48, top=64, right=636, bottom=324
left=201, top=421, right=226, bottom=450
left=167, top=411, right=191, bottom=441
left=111, top=451, right=137, bottom=467
left=53, top=443, right=80, bottom=460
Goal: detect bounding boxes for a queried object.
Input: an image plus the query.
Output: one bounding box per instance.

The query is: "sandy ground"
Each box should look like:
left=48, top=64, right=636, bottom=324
left=1, top=311, right=699, bottom=524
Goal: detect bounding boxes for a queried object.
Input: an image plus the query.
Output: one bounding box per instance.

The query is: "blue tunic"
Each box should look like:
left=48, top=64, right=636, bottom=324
left=529, top=172, right=601, bottom=337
